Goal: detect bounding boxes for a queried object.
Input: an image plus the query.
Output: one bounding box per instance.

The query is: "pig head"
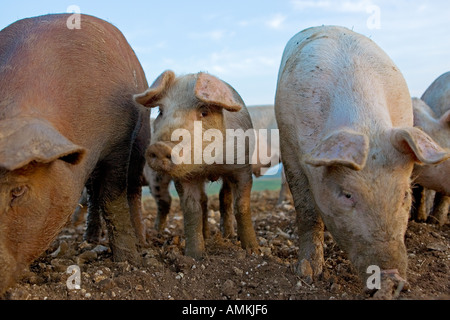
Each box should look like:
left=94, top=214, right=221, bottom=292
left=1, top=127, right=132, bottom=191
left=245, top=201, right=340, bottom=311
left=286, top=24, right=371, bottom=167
left=0, top=117, right=86, bottom=294
left=135, top=70, right=247, bottom=179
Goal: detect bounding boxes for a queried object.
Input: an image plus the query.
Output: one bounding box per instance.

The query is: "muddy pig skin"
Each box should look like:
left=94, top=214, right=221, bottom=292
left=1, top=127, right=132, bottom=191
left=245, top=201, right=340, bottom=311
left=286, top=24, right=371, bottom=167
left=275, top=26, right=449, bottom=289
left=411, top=72, right=450, bottom=225
left=135, top=70, right=259, bottom=259
left=0, top=14, right=150, bottom=295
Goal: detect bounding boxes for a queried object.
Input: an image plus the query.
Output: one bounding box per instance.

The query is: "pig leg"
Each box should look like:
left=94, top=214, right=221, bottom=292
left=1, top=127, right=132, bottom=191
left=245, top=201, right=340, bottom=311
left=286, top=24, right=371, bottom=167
left=150, top=171, right=173, bottom=233
left=175, top=180, right=206, bottom=259
left=127, top=141, right=147, bottom=247
left=201, top=187, right=209, bottom=239
left=89, top=156, right=141, bottom=265
left=219, top=179, right=234, bottom=238
left=411, top=184, right=428, bottom=221
left=277, top=168, right=293, bottom=206
left=229, top=169, right=259, bottom=253
left=282, top=144, right=325, bottom=280
left=427, top=192, right=450, bottom=226
left=84, top=181, right=103, bottom=243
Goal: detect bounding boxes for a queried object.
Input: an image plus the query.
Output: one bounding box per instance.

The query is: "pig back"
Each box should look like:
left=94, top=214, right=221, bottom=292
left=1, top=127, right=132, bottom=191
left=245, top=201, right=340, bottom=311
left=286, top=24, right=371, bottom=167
left=0, top=14, right=149, bottom=171
left=275, top=26, right=411, bottom=155
left=421, top=71, right=450, bottom=117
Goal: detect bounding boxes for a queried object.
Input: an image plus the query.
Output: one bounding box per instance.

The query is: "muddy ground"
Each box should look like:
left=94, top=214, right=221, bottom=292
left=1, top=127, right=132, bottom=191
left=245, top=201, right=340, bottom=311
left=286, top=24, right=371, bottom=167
left=4, top=190, right=449, bottom=301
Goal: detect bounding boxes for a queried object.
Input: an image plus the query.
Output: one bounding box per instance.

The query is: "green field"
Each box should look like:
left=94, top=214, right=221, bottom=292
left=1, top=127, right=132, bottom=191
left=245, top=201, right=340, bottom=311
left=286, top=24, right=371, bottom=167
left=142, top=176, right=282, bottom=198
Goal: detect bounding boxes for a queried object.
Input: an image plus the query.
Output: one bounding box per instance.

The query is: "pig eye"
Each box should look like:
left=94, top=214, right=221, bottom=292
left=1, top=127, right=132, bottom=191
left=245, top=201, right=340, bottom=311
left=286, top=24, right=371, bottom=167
left=339, top=189, right=356, bottom=207
left=198, top=106, right=211, bottom=118
left=342, top=190, right=353, bottom=199
left=10, top=186, right=28, bottom=206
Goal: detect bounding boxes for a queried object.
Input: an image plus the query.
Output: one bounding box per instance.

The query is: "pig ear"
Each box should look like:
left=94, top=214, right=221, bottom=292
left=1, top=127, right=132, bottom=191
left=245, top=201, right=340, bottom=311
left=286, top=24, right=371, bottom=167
left=0, top=118, right=86, bottom=171
left=305, top=129, right=369, bottom=171
left=194, top=73, right=244, bottom=112
left=391, top=127, right=449, bottom=165
left=134, top=70, right=176, bottom=107
left=439, top=109, right=450, bottom=126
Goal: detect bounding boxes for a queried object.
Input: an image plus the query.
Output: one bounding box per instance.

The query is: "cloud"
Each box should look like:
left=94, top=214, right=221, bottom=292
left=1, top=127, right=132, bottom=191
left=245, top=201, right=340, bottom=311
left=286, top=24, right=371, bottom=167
left=290, top=0, right=375, bottom=13
left=290, top=0, right=331, bottom=10
left=188, top=29, right=232, bottom=42
left=266, top=13, right=287, bottom=29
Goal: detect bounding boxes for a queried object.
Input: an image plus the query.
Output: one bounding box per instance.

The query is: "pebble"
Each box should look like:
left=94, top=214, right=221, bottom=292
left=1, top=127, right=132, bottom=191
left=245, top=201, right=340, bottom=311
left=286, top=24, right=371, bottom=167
left=145, top=257, right=163, bottom=268
left=77, top=250, right=97, bottom=265
left=232, top=267, right=243, bottom=276
left=50, top=258, right=72, bottom=272
left=260, top=247, right=272, bottom=256
left=175, top=272, right=184, bottom=280
left=221, top=279, right=237, bottom=297
left=427, top=242, right=447, bottom=252
left=97, top=278, right=116, bottom=291
left=135, top=284, right=144, bottom=291
left=50, top=241, right=69, bottom=258
left=92, top=245, right=109, bottom=254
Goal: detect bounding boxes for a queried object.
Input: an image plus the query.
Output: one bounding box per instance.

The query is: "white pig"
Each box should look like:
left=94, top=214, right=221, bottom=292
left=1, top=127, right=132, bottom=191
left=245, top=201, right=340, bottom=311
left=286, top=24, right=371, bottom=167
left=275, top=26, right=449, bottom=292
left=411, top=72, right=450, bottom=225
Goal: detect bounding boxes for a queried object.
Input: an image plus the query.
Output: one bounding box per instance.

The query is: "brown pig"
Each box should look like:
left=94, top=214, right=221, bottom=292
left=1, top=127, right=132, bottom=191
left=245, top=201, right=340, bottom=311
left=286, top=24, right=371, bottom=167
left=411, top=72, right=450, bottom=225
left=134, top=70, right=259, bottom=259
left=275, top=26, right=449, bottom=292
left=0, top=14, right=149, bottom=295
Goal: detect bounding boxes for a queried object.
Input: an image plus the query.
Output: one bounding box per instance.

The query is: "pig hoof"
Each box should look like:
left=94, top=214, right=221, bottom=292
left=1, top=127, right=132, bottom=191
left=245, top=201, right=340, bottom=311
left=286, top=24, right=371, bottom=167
left=244, top=246, right=260, bottom=256
left=296, top=259, right=314, bottom=284
left=83, top=233, right=100, bottom=245
left=184, top=248, right=205, bottom=260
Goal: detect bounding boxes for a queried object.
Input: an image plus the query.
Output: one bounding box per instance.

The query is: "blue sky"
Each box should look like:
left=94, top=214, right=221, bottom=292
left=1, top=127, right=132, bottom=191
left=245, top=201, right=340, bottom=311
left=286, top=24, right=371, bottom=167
left=1, top=1, right=449, bottom=106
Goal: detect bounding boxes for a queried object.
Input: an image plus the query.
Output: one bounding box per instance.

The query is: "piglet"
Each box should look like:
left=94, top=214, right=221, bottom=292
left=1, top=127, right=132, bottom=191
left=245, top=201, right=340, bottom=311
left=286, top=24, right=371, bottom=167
left=134, top=71, right=259, bottom=259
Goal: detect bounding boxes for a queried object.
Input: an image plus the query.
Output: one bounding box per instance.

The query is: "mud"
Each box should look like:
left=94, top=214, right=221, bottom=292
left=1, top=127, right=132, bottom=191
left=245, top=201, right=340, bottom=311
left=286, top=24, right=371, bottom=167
left=4, top=190, right=449, bottom=301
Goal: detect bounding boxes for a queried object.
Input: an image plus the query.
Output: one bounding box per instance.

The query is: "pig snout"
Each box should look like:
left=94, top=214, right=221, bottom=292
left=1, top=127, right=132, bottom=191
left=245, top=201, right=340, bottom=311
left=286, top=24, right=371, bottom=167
left=146, top=142, right=180, bottom=173
left=0, top=246, right=19, bottom=297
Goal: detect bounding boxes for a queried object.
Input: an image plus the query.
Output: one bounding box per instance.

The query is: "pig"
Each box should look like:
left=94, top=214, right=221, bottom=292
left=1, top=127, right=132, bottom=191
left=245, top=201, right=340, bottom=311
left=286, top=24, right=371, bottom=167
left=143, top=163, right=173, bottom=232
left=274, top=26, right=449, bottom=292
left=144, top=104, right=291, bottom=233
left=411, top=72, right=450, bottom=225
left=0, top=14, right=149, bottom=295
left=134, top=70, right=259, bottom=259
left=247, top=105, right=292, bottom=205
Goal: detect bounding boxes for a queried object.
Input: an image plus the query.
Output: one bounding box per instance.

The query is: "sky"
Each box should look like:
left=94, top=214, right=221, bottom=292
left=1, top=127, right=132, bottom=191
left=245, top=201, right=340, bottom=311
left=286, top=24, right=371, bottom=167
left=1, top=0, right=449, bottom=107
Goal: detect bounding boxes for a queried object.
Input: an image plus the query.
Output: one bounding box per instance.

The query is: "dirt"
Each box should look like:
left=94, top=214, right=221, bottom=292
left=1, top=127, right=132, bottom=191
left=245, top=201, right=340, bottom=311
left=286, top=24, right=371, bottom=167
left=4, top=190, right=449, bottom=301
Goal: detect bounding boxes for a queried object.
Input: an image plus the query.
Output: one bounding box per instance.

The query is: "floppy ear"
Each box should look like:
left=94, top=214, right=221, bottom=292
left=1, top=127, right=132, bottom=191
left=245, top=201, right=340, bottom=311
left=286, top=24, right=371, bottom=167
left=194, top=72, right=244, bottom=112
left=0, top=118, right=86, bottom=171
left=391, top=127, right=449, bottom=165
left=134, top=70, right=176, bottom=108
left=304, top=129, right=369, bottom=171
